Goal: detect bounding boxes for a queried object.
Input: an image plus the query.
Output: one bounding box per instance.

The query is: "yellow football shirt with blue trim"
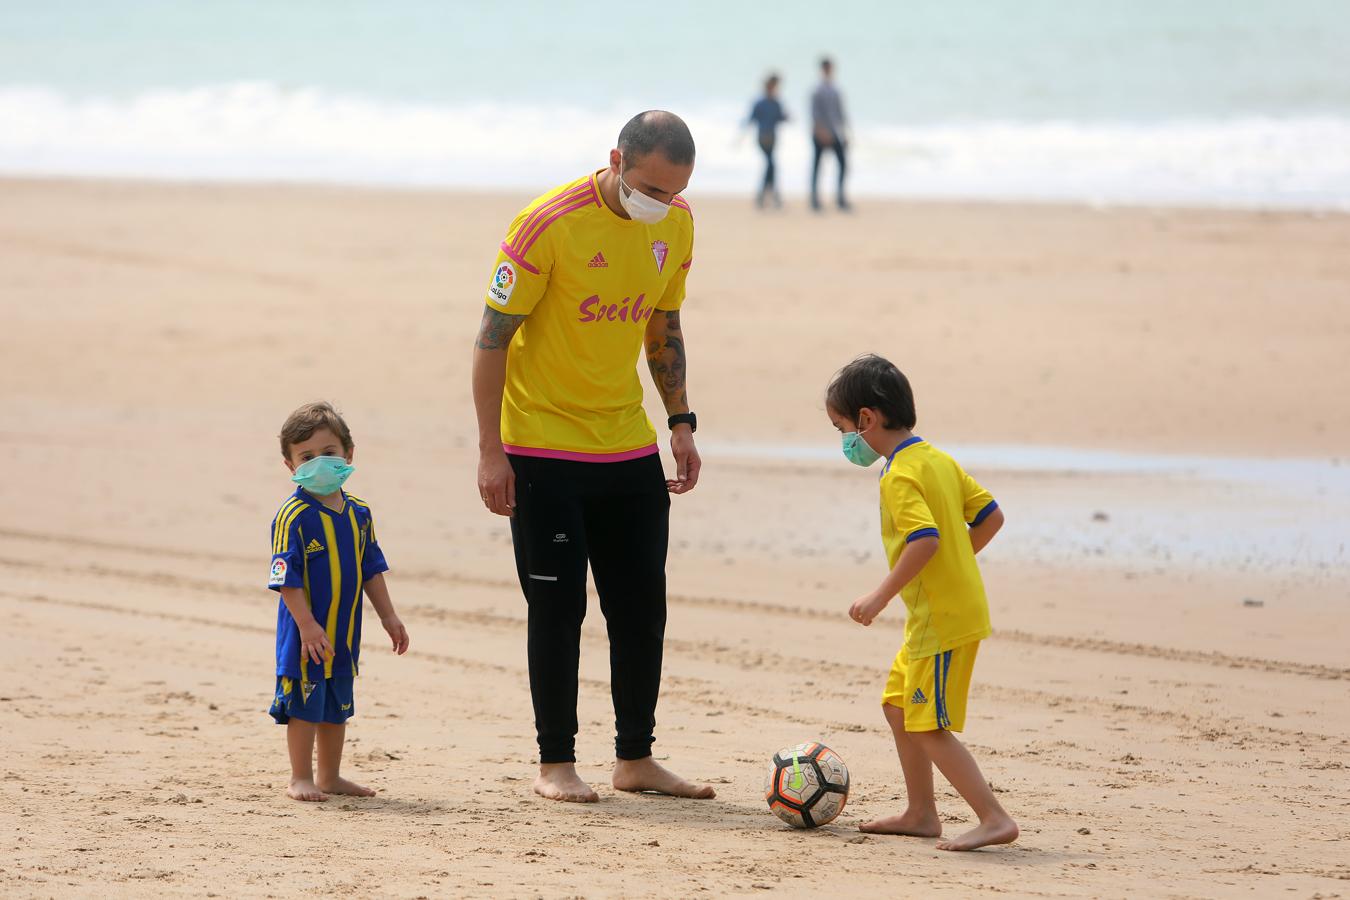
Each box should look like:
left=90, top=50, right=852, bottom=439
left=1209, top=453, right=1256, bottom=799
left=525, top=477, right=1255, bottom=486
left=879, top=437, right=998, bottom=658
left=486, top=170, right=694, bottom=461
left=268, top=488, right=389, bottom=681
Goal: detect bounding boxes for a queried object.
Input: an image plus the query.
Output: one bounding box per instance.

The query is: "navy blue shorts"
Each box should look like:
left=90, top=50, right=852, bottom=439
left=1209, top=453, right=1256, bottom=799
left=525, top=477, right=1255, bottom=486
left=269, top=675, right=355, bottom=725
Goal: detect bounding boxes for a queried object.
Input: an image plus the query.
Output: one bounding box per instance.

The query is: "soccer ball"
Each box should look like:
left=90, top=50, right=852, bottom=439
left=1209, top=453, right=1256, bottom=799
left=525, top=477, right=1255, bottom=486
left=764, top=741, right=850, bottom=828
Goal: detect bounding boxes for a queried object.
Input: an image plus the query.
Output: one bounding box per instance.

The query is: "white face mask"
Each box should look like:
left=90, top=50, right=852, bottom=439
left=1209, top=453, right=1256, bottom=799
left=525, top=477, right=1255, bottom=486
left=618, top=171, right=671, bottom=224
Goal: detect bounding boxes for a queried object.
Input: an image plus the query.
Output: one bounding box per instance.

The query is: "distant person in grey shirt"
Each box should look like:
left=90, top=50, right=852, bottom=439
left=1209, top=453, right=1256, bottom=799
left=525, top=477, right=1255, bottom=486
left=810, top=56, right=850, bottom=212
left=748, top=73, right=788, bottom=209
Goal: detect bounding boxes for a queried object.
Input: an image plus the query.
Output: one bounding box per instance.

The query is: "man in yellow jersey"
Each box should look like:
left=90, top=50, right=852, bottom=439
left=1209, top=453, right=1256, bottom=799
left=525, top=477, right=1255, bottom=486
left=471, top=111, right=715, bottom=804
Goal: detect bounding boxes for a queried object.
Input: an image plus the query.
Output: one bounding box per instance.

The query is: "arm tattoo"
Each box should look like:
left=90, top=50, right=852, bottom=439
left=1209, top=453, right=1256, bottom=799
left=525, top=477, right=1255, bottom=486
left=475, top=307, right=526, bottom=350
left=646, top=310, right=689, bottom=412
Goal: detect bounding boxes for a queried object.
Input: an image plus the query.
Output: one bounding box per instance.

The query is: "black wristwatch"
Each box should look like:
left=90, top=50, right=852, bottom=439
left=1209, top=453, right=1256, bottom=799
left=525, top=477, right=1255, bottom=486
left=668, top=412, right=697, bottom=433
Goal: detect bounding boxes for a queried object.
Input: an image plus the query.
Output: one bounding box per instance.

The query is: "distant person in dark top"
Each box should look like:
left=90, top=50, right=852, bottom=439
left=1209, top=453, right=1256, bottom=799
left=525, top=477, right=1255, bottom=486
left=810, top=57, right=850, bottom=212
left=748, top=73, right=788, bottom=209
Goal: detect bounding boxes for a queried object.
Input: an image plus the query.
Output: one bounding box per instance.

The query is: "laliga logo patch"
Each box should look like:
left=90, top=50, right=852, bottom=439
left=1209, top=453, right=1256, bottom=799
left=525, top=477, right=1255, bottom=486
left=489, top=262, right=516, bottom=305
left=651, top=239, right=668, bottom=274
left=269, top=558, right=288, bottom=585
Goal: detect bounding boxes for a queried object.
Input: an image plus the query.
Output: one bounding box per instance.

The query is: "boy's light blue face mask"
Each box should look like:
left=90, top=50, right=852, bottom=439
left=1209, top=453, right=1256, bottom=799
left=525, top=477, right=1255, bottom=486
left=841, top=429, right=881, bottom=467
left=292, top=456, right=354, bottom=496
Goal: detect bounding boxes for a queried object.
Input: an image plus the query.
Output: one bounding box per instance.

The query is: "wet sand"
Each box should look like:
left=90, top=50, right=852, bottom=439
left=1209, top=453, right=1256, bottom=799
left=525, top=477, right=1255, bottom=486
left=1, top=178, right=1347, bottom=897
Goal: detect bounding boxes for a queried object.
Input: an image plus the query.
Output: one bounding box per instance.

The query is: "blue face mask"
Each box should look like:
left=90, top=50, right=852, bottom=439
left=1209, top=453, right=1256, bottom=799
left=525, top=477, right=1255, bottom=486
left=842, top=430, right=881, bottom=467
left=292, top=456, right=354, bottom=496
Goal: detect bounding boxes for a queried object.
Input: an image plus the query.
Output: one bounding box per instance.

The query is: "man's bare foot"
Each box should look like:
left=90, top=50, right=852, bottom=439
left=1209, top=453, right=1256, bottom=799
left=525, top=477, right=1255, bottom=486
left=534, top=763, right=599, bottom=803
left=287, top=778, right=329, bottom=802
left=858, top=808, right=942, bottom=837
left=317, top=776, right=376, bottom=797
left=936, top=815, right=1019, bottom=851
left=612, top=757, right=716, bottom=799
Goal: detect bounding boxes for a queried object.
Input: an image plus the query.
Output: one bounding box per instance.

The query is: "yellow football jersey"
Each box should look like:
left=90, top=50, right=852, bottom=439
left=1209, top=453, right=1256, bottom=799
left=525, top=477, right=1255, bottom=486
left=485, top=171, right=694, bottom=460
left=879, top=437, right=998, bottom=657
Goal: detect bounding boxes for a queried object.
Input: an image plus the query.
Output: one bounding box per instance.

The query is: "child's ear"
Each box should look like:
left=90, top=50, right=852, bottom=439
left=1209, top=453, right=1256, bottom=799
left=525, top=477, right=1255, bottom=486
left=344, top=447, right=355, bottom=464
left=283, top=455, right=296, bottom=474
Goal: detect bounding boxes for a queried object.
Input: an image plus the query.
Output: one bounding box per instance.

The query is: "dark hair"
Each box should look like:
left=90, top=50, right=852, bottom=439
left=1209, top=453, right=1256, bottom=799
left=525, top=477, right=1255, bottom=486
left=820, top=56, right=834, bottom=72
left=279, top=400, right=354, bottom=458
left=825, top=354, right=917, bottom=429
left=617, top=110, right=696, bottom=167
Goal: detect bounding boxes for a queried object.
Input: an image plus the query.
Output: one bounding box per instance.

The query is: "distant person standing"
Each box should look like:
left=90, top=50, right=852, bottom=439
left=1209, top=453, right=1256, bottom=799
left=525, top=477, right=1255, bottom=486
left=748, top=73, right=788, bottom=209
left=810, top=56, right=850, bottom=212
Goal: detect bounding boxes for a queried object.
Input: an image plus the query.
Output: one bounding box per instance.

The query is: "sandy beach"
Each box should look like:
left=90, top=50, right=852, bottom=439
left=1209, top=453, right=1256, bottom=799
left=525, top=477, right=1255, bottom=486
left=2, top=177, right=1348, bottom=897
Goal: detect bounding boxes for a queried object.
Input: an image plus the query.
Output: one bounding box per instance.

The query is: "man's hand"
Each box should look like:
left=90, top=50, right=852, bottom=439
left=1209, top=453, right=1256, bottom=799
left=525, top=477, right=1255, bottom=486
left=478, top=448, right=516, bottom=517
left=668, top=425, right=701, bottom=494
left=298, top=620, right=334, bottom=665
left=849, top=591, right=890, bottom=627
left=381, top=614, right=410, bottom=655
left=472, top=306, right=525, bottom=518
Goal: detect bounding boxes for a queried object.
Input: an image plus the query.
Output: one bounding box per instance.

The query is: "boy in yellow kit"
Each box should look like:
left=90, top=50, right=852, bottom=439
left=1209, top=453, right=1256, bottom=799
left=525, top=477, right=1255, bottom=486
left=826, top=354, right=1018, bottom=851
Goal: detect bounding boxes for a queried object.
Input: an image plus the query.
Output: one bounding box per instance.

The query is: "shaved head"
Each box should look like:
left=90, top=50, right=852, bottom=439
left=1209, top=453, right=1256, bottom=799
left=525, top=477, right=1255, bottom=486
left=617, top=110, right=696, bottom=168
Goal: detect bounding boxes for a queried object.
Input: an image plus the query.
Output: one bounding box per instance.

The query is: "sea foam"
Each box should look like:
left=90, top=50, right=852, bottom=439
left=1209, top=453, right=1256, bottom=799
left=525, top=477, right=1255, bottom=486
left=2, top=83, right=1348, bottom=209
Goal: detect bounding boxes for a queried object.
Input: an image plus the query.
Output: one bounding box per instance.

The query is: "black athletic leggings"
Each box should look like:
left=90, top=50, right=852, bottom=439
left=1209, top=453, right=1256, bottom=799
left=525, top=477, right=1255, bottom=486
left=508, top=452, right=670, bottom=764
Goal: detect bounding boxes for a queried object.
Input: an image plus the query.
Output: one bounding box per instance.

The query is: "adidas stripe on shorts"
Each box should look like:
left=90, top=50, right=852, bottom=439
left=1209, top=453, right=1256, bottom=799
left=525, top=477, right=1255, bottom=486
left=882, top=640, right=981, bottom=732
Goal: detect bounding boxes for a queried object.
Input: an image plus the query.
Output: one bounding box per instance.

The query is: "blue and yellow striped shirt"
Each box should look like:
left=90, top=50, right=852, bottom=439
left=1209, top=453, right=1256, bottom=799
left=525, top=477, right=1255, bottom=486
left=268, top=487, right=389, bottom=681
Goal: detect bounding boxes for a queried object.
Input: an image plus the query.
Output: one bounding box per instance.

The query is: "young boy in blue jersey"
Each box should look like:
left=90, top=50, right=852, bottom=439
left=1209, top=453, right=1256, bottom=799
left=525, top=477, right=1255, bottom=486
left=268, top=401, right=410, bottom=802
left=826, top=355, right=1018, bottom=851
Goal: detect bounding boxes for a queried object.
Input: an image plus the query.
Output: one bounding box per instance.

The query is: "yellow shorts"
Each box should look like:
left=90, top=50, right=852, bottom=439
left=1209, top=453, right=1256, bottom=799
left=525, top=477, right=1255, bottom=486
left=882, top=641, right=980, bottom=732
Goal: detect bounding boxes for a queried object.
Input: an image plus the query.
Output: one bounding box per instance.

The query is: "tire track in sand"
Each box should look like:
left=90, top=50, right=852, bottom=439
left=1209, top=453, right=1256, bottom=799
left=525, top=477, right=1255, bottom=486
left=4, top=585, right=1344, bottom=757
left=2, top=528, right=1345, bottom=683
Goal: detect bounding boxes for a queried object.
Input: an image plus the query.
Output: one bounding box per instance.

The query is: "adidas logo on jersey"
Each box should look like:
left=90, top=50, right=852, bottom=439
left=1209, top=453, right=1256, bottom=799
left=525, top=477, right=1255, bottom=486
left=587, top=251, right=608, bottom=268
left=911, top=688, right=928, bottom=705
left=305, top=538, right=325, bottom=554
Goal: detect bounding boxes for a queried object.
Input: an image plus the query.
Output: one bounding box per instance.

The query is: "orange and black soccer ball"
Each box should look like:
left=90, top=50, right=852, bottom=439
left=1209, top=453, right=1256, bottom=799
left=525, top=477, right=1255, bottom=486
left=764, top=741, right=850, bottom=828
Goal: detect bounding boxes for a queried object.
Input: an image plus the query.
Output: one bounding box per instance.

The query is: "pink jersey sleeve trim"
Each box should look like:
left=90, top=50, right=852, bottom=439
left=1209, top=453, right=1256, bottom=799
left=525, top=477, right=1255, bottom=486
left=498, top=241, right=540, bottom=275
left=510, top=183, right=593, bottom=257
left=680, top=257, right=693, bottom=270
left=514, top=197, right=595, bottom=259
left=502, top=443, right=660, bottom=463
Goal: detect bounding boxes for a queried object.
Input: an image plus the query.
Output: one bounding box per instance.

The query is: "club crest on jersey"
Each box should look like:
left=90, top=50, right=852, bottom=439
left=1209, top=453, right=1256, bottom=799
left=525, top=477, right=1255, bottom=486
left=269, top=558, right=287, bottom=586
left=651, top=240, right=668, bottom=273
left=489, top=262, right=516, bottom=305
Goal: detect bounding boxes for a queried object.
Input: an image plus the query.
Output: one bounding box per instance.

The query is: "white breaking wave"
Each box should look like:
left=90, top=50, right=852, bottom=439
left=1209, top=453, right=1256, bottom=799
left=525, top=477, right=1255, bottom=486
left=2, top=83, right=1349, bottom=208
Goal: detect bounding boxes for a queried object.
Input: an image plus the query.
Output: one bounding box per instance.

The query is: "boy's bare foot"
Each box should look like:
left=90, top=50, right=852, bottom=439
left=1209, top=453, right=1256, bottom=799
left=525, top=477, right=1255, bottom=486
left=534, top=763, right=599, bottom=803
left=858, top=808, right=942, bottom=837
left=936, top=815, right=1019, bottom=851
left=287, top=779, right=329, bottom=802
left=317, top=776, right=376, bottom=797
left=612, top=757, right=716, bottom=799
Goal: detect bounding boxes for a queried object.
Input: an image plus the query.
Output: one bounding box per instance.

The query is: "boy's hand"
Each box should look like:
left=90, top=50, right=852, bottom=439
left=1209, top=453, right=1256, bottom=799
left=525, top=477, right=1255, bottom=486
left=298, top=621, right=334, bottom=665
left=381, top=615, right=410, bottom=655
left=849, top=592, right=890, bottom=627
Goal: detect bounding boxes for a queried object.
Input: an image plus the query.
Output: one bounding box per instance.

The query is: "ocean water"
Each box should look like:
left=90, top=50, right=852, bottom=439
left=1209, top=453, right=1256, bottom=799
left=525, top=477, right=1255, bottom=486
left=2, top=1, right=1349, bottom=206
left=702, top=442, right=1350, bottom=574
